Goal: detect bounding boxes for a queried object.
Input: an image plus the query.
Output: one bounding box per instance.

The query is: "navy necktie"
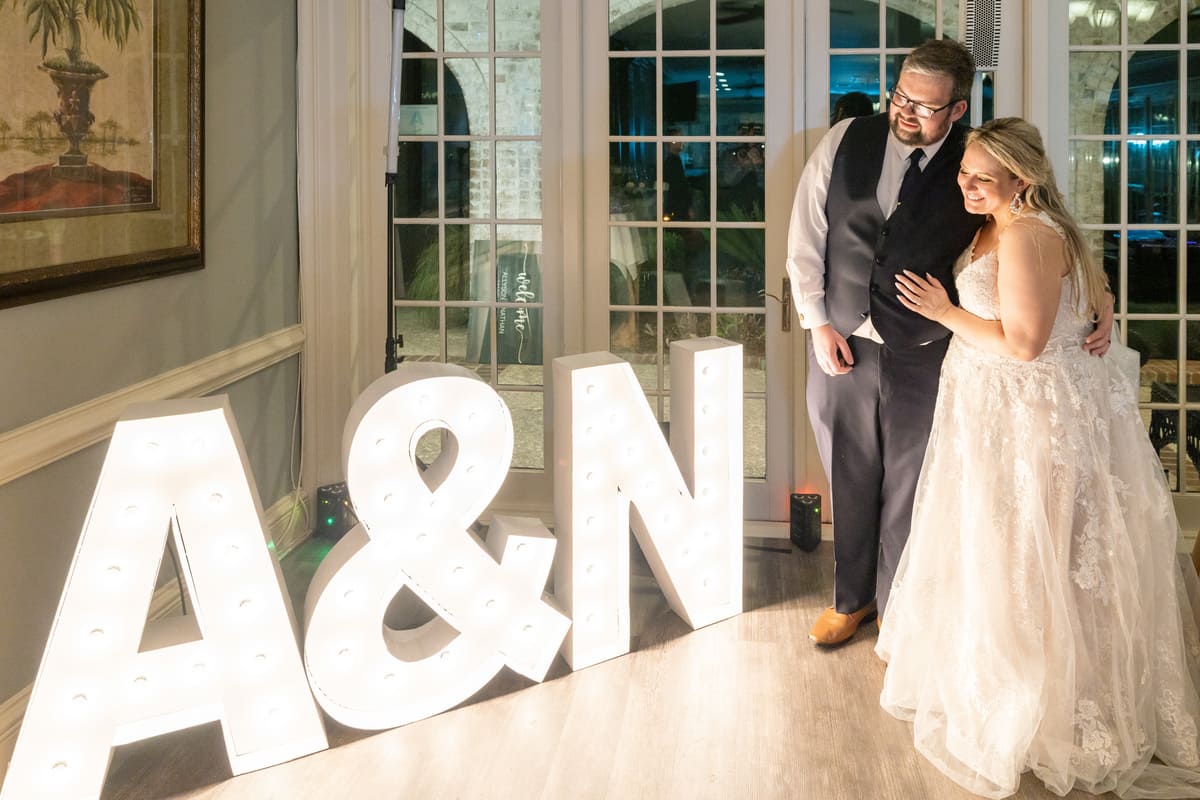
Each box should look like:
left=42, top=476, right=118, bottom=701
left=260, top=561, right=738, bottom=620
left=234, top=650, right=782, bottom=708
left=897, top=148, right=925, bottom=207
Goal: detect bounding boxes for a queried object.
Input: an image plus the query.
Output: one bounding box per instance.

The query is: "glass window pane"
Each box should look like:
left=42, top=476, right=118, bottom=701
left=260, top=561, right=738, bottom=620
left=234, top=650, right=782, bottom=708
left=663, top=57, right=710, bottom=133
left=496, top=305, right=542, bottom=366
left=1189, top=230, right=1200, bottom=312
left=715, top=56, right=764, bottom=136
left=885, top=53, right=905, bottom=97
left=716, top=142, right=764, bottom=221
left=942, top=2, right=961, bottom=40
left=400, top=59, right=439, bottom=134
left=1189, top=52, right=1200, bottom=134
left=1128, top=140, right=1178, bottom=224
left=663, top=0, right=708, bottom=50
left=611, top=227, right=657, bottom=304
left=664, top=228, right=710, bottom=305
left=830, top=0, right=879, bottom=48
left=1069, top=2, right=1120, bottom=46
left=496, top=0, right=540, bottom=52
left=663, top=139, right=704, bottom=222
left=830, top=54, right=881, bottom=124
left=452, top=305, right=493, bottom=371
left=497, top=225, right=542, bottom=303
left=610, top=0, right=656, bottom=51
left=395, top=224, right=440, bottom=301
left=1069, top=52, right=1121, bottom=136
left=1069, top=141, right=1121, bottom=225
left=447, top=306, right=480, bottom=370
left=716, top=228, right=764, bottom=306
left=1135, top=3, right=1180, bottom=46
left=662, top=312, right=712, bottom=390
left=1127, top=230, right=1179, bottom=313
left=610, top=142, right=658, bottom=222
left=743, top=396, right=766, bottom=479
left=611, top=57, right=657, bottom=136
left=503, top=391, right=544, bottom=468
left=716, top=0, right=764, bottom=49
left=445, top=140, right=490, bottom=219
left=496, top=141, right=542, bottom=219
left=1190, top=3, right=1200, bottom=43
left=446, top=224, right=491, bottom=302
left=610, top=310, right=658, bottom=390
left=1091, top=230, right=1121, bottom=306
left=496, top=58, right=542, bottom=135
left=1129, top=51, right=1178, bottom=135
left=717, top=313, right=765, bottom=359
left=445, top=59, right=491, bottom=135
left=395, top=306, right=441, bottom=360
left=393, top=141, right=438, bottom=218
left=444, top=0, right=488, bottom=51
left=886, top=0, right=935, bottom=48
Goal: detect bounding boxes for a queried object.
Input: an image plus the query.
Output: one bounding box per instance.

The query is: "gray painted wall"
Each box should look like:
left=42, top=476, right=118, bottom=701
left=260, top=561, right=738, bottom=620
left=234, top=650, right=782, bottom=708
left=0, top=0, right=301, bottom=702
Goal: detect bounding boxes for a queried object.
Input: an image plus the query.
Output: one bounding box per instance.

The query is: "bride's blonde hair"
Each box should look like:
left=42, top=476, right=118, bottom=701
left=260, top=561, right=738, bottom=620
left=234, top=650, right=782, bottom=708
left=965, top=118, right=1108, bottom=317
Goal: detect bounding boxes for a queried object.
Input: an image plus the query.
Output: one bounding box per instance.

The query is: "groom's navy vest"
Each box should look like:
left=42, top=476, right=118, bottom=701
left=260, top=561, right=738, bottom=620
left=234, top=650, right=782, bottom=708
left=824, top=114, right=984, bottom=349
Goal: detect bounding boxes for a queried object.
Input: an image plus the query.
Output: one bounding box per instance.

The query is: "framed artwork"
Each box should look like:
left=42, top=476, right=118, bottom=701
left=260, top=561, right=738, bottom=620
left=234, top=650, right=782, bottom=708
left=0, top=0, right=202, bottom=309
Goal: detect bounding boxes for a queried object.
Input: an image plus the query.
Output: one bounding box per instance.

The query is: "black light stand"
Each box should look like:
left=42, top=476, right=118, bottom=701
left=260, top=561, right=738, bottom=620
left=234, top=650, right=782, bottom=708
left=384, top=0, right=407, bottom=373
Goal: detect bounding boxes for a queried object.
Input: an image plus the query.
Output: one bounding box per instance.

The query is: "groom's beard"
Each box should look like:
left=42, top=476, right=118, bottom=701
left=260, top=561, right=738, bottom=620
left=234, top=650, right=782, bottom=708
left=890, top=114, right=948, bottom=147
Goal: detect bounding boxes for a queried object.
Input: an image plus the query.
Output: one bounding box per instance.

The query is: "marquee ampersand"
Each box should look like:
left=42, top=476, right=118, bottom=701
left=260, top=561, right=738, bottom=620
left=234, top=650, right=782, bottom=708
left=303, top=363, right=571, bottom=729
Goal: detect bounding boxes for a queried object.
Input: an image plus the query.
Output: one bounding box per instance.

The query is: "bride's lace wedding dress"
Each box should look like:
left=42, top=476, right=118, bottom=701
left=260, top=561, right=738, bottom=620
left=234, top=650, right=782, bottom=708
left=876, top=212, right=1200, bottom=798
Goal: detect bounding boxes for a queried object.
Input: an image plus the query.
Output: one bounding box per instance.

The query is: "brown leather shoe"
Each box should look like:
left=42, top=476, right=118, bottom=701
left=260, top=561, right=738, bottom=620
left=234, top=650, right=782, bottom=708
left=809, top=602, right=877, bottom=646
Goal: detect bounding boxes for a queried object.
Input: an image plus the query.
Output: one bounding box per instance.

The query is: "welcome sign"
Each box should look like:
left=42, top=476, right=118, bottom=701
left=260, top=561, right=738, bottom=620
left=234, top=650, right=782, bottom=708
left=1, top=338, right=743, bottom=799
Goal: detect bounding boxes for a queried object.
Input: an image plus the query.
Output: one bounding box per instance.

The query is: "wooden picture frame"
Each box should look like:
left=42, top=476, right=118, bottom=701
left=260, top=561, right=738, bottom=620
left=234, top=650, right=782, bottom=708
left=0, top=0, right=203, bottom=309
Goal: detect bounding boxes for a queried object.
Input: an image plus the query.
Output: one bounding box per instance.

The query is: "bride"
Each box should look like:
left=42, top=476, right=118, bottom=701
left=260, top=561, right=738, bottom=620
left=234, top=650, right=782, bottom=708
left=881, top=116, right=1200, bottom=798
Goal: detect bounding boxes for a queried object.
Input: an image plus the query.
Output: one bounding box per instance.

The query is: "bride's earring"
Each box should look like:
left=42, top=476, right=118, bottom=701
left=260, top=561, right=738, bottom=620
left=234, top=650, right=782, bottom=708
left=1009, top=190, right=1025, bottom=215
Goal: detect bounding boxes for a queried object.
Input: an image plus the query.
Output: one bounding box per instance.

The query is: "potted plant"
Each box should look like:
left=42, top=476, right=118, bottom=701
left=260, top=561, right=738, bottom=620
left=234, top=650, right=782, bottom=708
left=2, top=0, right=143, bottom=175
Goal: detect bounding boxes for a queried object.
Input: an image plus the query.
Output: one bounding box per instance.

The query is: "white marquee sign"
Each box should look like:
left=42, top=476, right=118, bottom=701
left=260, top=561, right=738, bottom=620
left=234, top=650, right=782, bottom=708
left=1, top=339, right=743, bottom=798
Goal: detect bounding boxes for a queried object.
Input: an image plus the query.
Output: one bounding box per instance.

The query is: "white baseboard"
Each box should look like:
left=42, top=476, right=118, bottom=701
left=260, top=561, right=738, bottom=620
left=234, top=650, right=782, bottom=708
left=0, top=490, right=308, bottom=781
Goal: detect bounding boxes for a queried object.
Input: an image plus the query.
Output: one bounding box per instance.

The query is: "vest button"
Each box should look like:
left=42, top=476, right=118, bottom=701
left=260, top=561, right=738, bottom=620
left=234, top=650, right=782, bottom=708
left=873, top=257, right=883, bottom=265
left=859, top=311, right=869, bottom=319
left=881, top=227, right=890, bottom=237
left=870, top=283, right=879, bottom=294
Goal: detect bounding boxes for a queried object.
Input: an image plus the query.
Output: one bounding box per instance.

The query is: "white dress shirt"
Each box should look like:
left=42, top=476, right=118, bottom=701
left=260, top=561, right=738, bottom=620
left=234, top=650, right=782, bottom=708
left=784, top=119, right=954, bottom=341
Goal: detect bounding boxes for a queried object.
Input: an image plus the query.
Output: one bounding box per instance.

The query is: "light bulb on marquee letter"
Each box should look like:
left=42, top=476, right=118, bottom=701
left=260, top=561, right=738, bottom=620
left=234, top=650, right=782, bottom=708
left=0, top=397, right=327, bottom=800
left=304, top=363, right=570, bottom=730
left=553, top=338, right=743, bottom=670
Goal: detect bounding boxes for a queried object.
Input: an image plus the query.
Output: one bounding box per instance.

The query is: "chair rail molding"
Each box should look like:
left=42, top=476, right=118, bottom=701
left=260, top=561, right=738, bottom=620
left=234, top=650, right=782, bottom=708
left=0, top=325, right=304, bottom=488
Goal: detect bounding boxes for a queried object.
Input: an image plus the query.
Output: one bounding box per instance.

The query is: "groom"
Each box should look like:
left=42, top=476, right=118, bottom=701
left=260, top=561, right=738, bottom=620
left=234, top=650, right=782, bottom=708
left=785, top=39, right=983, bottom=646
left=788, top=39, right=1113, bottom=646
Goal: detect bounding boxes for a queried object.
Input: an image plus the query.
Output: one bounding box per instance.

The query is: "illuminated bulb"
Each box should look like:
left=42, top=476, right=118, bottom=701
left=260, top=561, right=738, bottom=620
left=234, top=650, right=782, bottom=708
left=72, top=693, right=87, bottom=705
left=375, top=437, right=386, bottom=448
left=343, top=589, right=355, bottom=601
left=193, top=662, right=206, bottom=673
left=133, top=675, right=148, bottom=686
left=681, top=548, right=691, bottom=559
left=485, top=599, right=497, bottom=609
left=609, top=414, right=618, bottom=425
left=52, top=761, right=68, bottom=771
left=89, top=628, right=104, bottom=639
left=701, top=446, right=710, bottom=456
left=123, top=504, right=138, bottom=516
left=586, top=613, right=595, bottom=624
left=255, top=653, right=267, bottom=663
left=701, top=487, right=711, bottom=497
left=239, top=598, right=253, bottom=610
left=209, top=492, right=224, bottom=505
left=383, top=672, right=396, bottom=681
left=662, top=512, right=671, bottom=523
left=701, top=405, right=711, bottom=416
left=586, top=471, right=595, bottom=482
left=268, top=707, right=281, bottom=720
left=701, top=366, right=710, bottom=376
left=439, top=650, right=451, bottom=660
left=586, top=384, right=596, bottom=394
left=415, top=532, right=428, bottom=543
left=453, top=565, right=465, bottom=578
left=586, top=516, right=597, bottom=527
left=644, top=479, right=656, bottom=491
left=106, top=564, right=121, bottom=575
left=626, top=445, right=637, bottom=457
left=383, top=493, right=395, bottom=505
left=338, top=647, right=351, bottom=658
left=586, top=426, right=594, bottom=436
left=419, top=394, right=430, bottom=406
left=586, top=564, right=595, bottom=575
left=702, top=577, right=711, bottom=588
left=522, top=624, right=534, bottom=634
left=466, top=464, right=476, bottom=474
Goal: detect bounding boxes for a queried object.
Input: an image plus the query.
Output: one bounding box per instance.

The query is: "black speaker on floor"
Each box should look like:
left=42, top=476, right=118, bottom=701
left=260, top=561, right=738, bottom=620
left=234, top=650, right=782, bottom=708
left=316, top=482, right=357, bottom=540
left=789, top=493, right=822, bottom=551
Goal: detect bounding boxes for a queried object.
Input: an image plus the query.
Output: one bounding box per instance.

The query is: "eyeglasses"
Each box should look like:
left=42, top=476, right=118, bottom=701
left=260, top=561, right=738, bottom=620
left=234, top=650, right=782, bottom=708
left=887, top=87, right=956, bottom=120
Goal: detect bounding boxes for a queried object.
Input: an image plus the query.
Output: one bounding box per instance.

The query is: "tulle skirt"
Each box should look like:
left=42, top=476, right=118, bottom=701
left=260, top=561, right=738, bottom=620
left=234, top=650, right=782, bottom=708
left=877, top=337, right=1200, bottom=799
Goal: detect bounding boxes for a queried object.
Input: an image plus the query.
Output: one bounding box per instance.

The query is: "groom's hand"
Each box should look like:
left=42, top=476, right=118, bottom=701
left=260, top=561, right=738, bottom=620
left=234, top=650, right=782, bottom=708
left=811, top=324, right=854, bottom=376
left=1083, top=290, right=1115, bottom=357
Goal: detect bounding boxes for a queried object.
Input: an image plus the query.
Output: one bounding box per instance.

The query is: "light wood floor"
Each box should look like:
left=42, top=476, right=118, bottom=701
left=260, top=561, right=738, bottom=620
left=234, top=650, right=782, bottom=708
left=98, top=537, right=1111, bottom=800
